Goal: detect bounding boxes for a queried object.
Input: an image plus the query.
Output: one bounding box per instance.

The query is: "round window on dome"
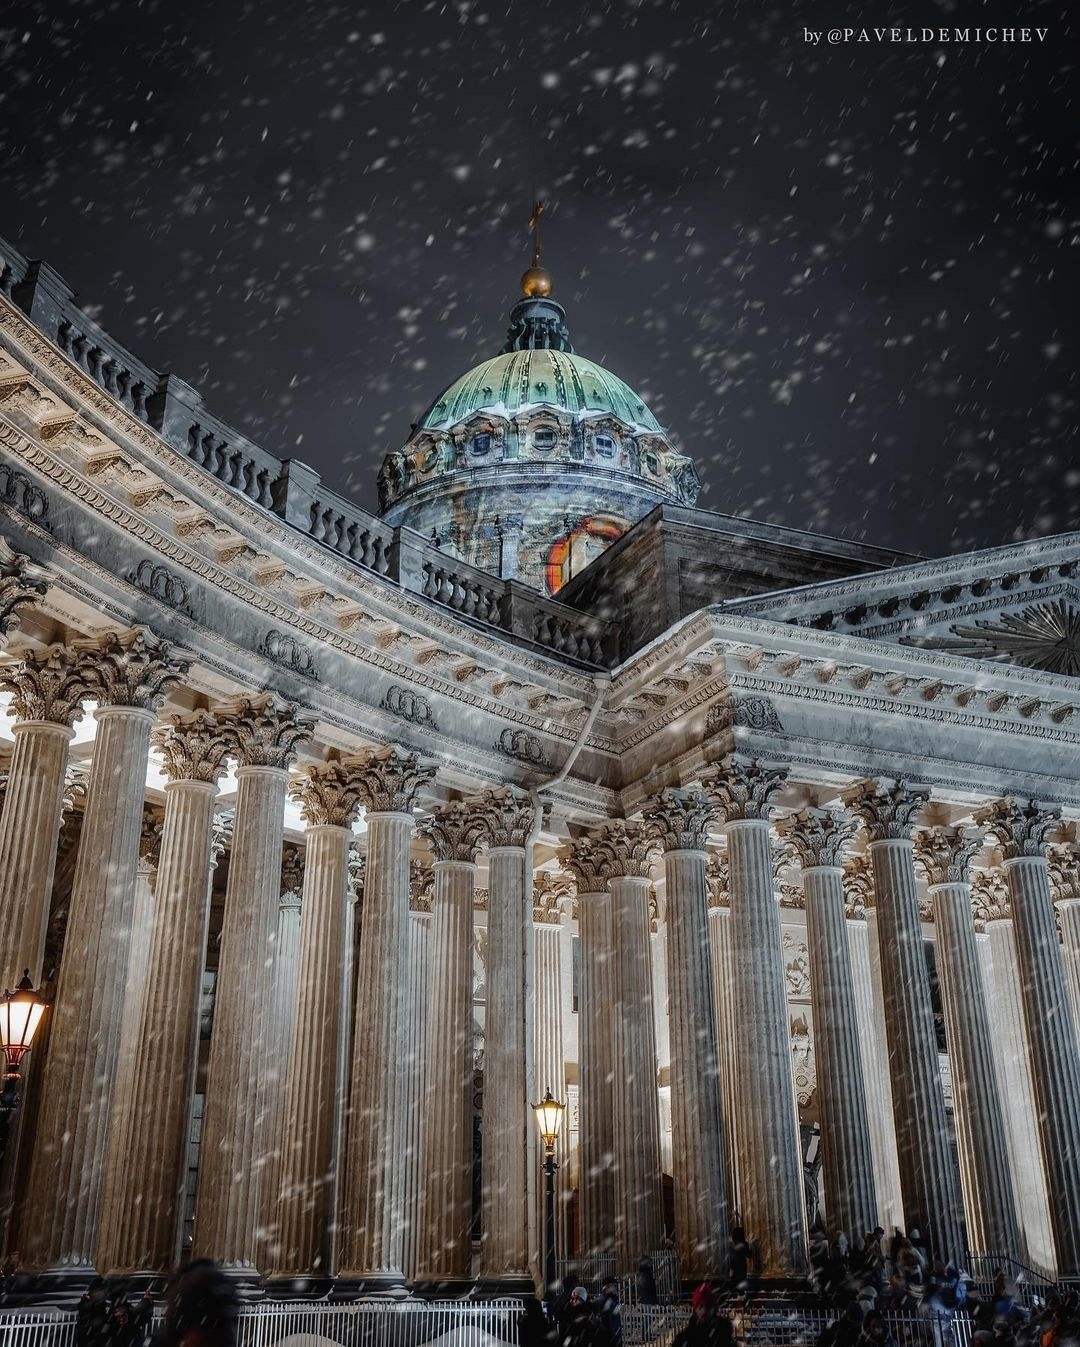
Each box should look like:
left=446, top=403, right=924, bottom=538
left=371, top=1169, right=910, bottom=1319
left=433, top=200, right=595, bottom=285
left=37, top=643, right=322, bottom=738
left=594, top=434, right=617, bottom=457
left=533, top=427, right=557, bottom=450
left=470, top=433, right=493, bottom=457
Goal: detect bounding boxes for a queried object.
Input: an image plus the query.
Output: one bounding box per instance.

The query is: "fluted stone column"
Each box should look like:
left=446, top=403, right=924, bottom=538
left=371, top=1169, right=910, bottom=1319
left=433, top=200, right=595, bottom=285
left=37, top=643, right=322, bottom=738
left=416, top=801, right=486, bottom=1283
left=194, top=695, right=313, bottom=1271
left=847, top=908, right=904, bottom=1232
left=596, top=822, right=664, bottom=1270
left=329, top=855, right=364, bottom=1274
left=982, top=800, right=1080, bottom=1276
left=272, top=763, right=367, bottom=1277
left=704, top=759, right=807, bottom=1277
left=476, top=786, right=536, bottom=1286
left=707, top=896, right=742, bottom=1223
left=782, top=809, right=878, bottom=1242
left=914, top=828, right=1020, bottom=1259
left=564, top=838, right=616, bottom=1259
left=533, top=880, right=571, bottom=1272
left=98, top=711, right=230, bottom=1274
left=340, top=748, right=434, bottom=1286
left=643, top=789, right=728, bottom=1277
left=401, top=903, right=431, bottom=1282
left=22, top=628, right=184, bottom=1272
left=983, top=917, right=1055, bottom=1271
left=1055, top=896, right=1080, bottom=1047
left=261, top=853, right=303, bottom=1248
left=847, top=780, right=961, bottom=1262
left=0, top=645, right=89, bottom=988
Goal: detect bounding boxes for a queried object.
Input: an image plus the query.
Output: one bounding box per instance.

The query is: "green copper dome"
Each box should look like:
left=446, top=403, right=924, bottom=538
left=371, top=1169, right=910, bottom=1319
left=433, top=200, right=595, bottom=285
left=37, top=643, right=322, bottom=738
left=417, top=347, right=665, bottom=436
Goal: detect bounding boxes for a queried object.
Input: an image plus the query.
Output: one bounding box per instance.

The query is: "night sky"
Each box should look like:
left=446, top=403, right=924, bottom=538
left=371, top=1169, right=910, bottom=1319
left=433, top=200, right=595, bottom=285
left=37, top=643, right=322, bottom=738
left=1, top=0, right=1076, bottom=559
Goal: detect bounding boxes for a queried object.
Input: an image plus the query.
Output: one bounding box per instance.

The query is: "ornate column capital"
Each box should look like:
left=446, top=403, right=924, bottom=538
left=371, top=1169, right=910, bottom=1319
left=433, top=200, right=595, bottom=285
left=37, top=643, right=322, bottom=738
left=347, top=846, right=366, bottom=905
left=560, top=834, right=612, bottom=891
left=73, top=626, right=187, bottom=710
left=417, top=798, right=490, bottom=863
left=408, top=859, right=434, bottom=912
left=347, top=744, right=434, bottom=814
left=705, top=850, right=730, bottom=908
left=641, top=786, right=718, bottom=852
left=845, top=778, right=929, bottom=842
left=473, top=784, right=540, bottom=850
left=842, top=854, right=874, bottom=919
left=289, top=760, right=367, bottom=829
left=594, top=819, right=659, bottom=879
left=0, top=643, right=91, bottom=726
left=778, top=807, right=857, bottom=870
left=970, top=869, right=1011, bottom=929
left=977, top=797, right=1063, bottom=859
left=280, top=842, right=305, bottom=903
left=152, top=710, right=232, bottom=784
left=533, top=870, right=576, bottom=923
left=1048, top=847, right=1080, bottom=904
left=0, top=542, right=47, bottom=640
left=701, top=756, right=787, bottom=823
left=913, top=826, right=984, bottom=887
left=218, top=692, right=315, bottom=769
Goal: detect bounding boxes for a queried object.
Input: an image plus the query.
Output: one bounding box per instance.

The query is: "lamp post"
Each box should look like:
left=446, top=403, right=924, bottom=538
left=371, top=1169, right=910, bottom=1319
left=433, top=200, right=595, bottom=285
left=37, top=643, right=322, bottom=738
left=0, top=970, right=48, bottom=1174
left=533, top=1088, right=566, bottom=1305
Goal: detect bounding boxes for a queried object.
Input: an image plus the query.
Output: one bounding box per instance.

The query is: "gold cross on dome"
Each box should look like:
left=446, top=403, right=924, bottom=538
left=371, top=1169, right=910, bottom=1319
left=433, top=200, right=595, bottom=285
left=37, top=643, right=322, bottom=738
left=529, top=198, right=546, bottom=266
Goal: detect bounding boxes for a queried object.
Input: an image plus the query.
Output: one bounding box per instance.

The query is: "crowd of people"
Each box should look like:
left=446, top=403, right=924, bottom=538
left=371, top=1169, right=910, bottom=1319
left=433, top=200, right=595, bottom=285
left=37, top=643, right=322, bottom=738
left=71, top=1261, right=238, bottom=1347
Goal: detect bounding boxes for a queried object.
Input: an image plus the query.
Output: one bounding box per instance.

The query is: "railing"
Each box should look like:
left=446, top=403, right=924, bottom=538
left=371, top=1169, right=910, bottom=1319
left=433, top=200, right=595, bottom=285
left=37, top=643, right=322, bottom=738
left=0, top=1302, right=1002, bottom=1347
left=0, top=233, right=621, bottom=668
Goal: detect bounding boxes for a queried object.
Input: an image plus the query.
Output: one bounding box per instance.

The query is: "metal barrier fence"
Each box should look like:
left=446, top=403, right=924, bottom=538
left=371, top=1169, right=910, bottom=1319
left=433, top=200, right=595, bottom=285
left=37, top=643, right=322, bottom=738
left=0, top=1300, right=988, bottom=1347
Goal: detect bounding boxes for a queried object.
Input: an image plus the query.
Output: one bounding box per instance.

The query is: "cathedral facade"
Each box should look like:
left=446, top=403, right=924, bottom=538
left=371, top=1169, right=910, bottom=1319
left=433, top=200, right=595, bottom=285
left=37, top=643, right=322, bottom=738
left=0, top=231, right=1078, bottom=1300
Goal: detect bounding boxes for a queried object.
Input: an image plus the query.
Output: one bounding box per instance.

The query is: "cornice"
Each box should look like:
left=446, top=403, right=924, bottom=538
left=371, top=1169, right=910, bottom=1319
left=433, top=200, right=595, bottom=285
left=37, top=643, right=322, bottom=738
left=0, top=413, right=623, bottom=776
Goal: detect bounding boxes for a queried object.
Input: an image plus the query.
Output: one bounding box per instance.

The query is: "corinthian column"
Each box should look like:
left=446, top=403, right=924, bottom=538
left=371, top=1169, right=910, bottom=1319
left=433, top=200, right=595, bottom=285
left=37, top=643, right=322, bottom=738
left=781, top=808, right=878, bottom=1243
left=562, top=838, right=616, bottom=1260
left=643, top=788, right=728, bottom=1278
left=914, top=827, right=1020, bottom=1259
left=590, top=821, right=663, bottom=1271
left=0, top=645, right=89, bottom=989
left=704, top=758, right=807, bottom=1277
left=1048, top=853, right=1080, bottom=1045
left=21, top=628, right=185, bottom=1273
left=847, top=781, right=961, bottom=1262
left=193, top=694, right=313, bottom=1272
left=98, top=711, right=231, bottom=1274
left=981, top=800, right=1080, bottom=1275
left=474, top=786, right=538, bottom=1288
left=270, top=763, right=365, bottom=1278
left=415, top=800, right=487, bottom=1284
left=340, top=748, right=434, bottom=1288
left=533, top=873, right=573, bottom=1274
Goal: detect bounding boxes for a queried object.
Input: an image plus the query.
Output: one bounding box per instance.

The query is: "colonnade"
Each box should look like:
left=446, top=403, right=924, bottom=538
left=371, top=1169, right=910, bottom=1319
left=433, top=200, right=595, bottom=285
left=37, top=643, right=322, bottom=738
left=1, top=625, right=1079, bottom=1286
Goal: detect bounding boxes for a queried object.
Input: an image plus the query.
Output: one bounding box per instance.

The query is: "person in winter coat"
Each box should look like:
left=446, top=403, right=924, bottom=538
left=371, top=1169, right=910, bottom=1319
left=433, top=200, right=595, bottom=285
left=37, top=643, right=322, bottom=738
left=107, top=1296, right=152, bottom=1347
left=635, top=1258, right=659, bottom=1306
left=76, top=1278, right=112, bottom=1347
left=558, top=1287, right=616, bottom=1347
left=152, top=1261, right=238, bottom=1347
left=673, top=1285, right=734, bottom=1347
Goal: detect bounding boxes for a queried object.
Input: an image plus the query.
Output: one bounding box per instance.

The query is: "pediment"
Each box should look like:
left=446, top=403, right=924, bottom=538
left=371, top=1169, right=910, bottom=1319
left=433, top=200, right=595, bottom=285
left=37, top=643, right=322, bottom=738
left=728, top=531, right=1080, bottom=679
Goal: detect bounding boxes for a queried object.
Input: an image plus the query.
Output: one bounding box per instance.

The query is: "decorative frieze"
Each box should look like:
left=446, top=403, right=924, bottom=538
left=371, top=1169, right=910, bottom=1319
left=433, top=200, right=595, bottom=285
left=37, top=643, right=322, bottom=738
left=382, top=684, right=437, bottom=729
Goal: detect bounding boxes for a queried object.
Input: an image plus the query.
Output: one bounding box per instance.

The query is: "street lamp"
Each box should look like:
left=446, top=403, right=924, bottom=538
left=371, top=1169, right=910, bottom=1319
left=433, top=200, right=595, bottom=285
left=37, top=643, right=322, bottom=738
left=533, top=1088, right=566, bottom=1304
left=0, top=970, right=48, bottom=1172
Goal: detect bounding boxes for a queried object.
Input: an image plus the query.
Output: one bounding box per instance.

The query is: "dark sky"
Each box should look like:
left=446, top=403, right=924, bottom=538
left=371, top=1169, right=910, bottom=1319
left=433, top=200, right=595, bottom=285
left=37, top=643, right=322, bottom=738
left=1, top=0, right=1077, bottom=558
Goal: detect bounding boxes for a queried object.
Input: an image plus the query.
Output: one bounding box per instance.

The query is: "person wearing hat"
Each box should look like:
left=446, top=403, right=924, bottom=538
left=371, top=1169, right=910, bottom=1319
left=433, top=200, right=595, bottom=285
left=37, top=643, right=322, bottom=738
left=673, top=1284, right=733, bottom=1347
left=558, top=1286, right=615, bottom=1347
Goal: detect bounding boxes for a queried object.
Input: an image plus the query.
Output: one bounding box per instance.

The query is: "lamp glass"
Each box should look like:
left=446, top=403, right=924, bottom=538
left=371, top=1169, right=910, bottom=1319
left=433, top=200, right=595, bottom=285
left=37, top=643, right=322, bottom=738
left=0, top=974, right=47, bottom=1065
left=533, top=1089, right=565, bottom=1150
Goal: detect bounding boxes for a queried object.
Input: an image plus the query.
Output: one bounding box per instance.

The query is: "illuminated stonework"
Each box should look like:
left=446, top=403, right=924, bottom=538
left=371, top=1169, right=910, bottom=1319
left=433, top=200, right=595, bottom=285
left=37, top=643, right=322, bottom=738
left=378, top=289, right=699, bottom=594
